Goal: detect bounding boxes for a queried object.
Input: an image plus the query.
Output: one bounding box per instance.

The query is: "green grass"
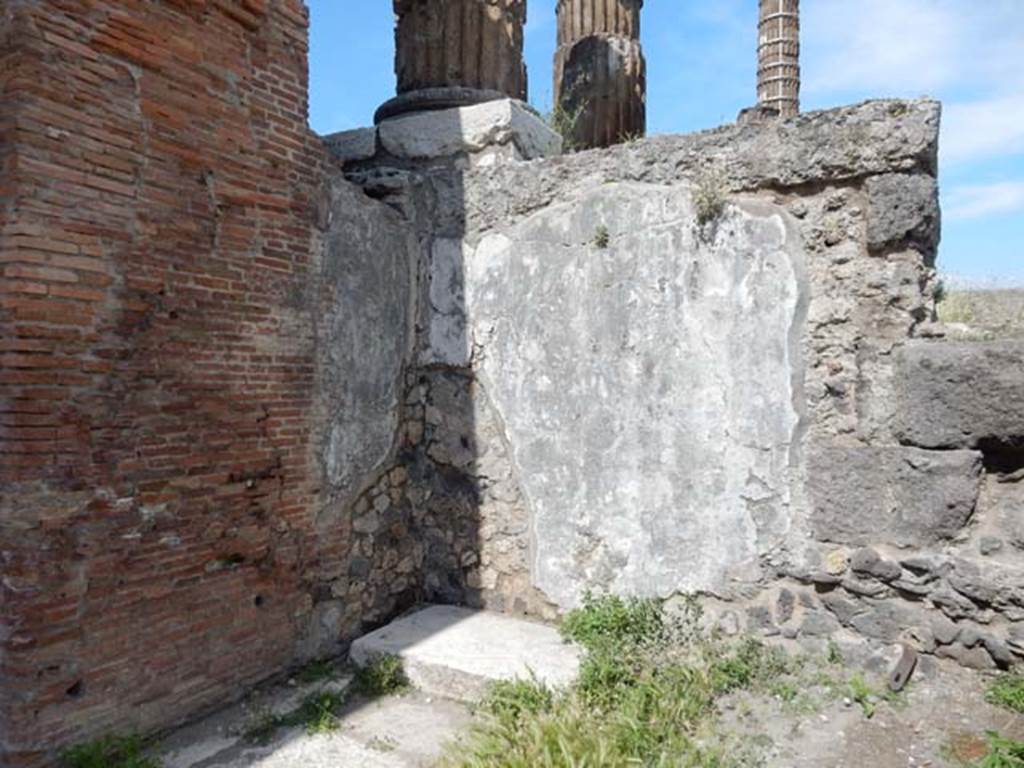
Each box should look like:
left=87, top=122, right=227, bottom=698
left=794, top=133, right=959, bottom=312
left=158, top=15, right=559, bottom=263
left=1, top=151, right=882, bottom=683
left=442, top=594, right=813, bottom=768
left=973, top=732, right=1024, bottom=768
left=293, top=690, right=347, bottom=735
left=826, top=639, right=844, bottom=665
left=445, top=594, right=902, bottom=767
left=987, top=675, right=1024, bottom=714
left=560, top=591, right=665, bottom=652
left=61, top=735, right=160, bottom=768
left=354, top=654, right=410, bottom=698
left=846, top=672, right=882, bottom=718
left=243, top=688, right=350, bottom=744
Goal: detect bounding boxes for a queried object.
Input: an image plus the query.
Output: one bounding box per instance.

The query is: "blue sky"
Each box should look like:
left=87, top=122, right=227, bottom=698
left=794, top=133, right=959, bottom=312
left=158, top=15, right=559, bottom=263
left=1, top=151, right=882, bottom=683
left=308, top=1, right=1023, bottom=285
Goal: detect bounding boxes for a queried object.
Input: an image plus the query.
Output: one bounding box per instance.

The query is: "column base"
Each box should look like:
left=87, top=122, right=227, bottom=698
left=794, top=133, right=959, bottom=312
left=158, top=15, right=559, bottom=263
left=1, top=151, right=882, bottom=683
left=374, top=87, right=511, bottom=124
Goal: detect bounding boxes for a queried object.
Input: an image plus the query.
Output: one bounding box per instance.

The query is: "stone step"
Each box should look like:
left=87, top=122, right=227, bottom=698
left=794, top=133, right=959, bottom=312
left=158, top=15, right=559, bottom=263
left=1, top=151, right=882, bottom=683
left=349, top=604, right=581, bottom=702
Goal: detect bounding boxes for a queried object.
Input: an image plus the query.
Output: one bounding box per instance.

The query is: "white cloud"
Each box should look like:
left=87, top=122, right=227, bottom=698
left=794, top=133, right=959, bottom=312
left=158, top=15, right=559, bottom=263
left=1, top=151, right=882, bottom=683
left=942, top=95, right=1024, bottom=165
left=802, top=0, right=1024, bottom=96
left=803, top=0, right=961, bottom=94
left=801, top=0, right=1024, bottom=166
left=944, top=181, right=1024, bottom=221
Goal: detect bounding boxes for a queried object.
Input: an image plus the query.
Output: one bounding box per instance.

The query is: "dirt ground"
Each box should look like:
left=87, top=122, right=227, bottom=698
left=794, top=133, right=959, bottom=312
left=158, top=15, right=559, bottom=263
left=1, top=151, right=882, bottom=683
left=725, top=658, right=1024, bottom=768
left=153, top=651, right=1023, bottom=768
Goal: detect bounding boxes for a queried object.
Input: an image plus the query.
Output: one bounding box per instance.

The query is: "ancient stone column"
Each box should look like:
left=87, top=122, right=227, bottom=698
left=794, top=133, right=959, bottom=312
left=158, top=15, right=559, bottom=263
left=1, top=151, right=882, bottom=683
left=757, top=0, right=800, bottom=118
left=375, top=0, right=528, bottom=124
left=553, top=0, right=646, bottom=150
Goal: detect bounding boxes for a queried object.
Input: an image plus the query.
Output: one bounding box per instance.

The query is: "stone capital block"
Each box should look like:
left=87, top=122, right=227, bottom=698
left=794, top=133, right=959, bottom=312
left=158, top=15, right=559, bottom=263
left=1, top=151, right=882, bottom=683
left=378, top=99, right=562, bottom=163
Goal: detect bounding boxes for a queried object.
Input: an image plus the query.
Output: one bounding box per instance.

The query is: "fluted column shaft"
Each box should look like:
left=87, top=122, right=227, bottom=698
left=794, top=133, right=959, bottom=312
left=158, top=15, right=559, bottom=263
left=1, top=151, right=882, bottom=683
left=757, top=0, right=800, bottom=118
left=377, top=0, right=527, bottom=123
left=554, top=0, right=646, bottom=150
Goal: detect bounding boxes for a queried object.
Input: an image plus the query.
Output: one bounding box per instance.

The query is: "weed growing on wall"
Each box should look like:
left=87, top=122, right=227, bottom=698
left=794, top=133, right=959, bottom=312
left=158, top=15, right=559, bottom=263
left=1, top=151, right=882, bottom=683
left=546, top=86, right=588, bottom=153
left=693, top=166, right=729, bottom=229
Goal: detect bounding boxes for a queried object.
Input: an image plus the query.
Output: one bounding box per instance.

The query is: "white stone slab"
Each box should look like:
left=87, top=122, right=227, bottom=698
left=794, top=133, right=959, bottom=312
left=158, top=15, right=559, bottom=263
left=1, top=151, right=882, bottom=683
left=377, top=100, right=562, bottom=162
left=464, top=184, right=806, bottom=608
left=350, top=605, right=580, bottom=702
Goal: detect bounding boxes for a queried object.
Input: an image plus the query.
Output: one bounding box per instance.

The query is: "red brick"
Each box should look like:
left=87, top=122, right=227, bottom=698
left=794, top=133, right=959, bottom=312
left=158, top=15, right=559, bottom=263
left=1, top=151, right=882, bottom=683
left=0, top=1, right=331, bottom=763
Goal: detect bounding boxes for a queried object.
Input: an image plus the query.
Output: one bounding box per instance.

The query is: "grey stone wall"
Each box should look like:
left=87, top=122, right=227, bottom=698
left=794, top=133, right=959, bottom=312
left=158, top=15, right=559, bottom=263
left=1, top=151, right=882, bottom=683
left=439, top=99, right=943, bottom=613
left=300, top=171, right=420, bottom=656
left=328, top=97, right=1024, bottom=671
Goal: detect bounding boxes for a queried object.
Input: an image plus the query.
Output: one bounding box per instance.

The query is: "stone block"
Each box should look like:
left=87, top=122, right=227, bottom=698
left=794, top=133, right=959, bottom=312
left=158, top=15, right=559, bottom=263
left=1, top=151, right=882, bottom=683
left=465, top=99, right=941, bottom=235
left=895, top=341, right=1024, bottom=449
left=322, top=126, right=377, bottom=164
left=864, top=173, right=939, bottom=255
left=378, top=99, right=562, bottom=162
left=808, top=445, right=983, bottom=547
left=349, top=605, right=580, bottom=702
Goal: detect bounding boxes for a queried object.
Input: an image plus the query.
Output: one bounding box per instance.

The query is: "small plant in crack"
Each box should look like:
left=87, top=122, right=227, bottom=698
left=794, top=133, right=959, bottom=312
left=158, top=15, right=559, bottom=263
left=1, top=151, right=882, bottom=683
left=354, top=654, right=410, bottom=697
left=61, top=735, right=159, bottom=768
left=547, top=87, right=588, bottom=153
left=826, top=638, right=844, bottom=665
left=693, top=165, right=729, bottom=230
left=593, top=224, right=610, bottom=249
left=294, top=690, right=347, bottom=735
left=242, top=706, right=280, bottom=746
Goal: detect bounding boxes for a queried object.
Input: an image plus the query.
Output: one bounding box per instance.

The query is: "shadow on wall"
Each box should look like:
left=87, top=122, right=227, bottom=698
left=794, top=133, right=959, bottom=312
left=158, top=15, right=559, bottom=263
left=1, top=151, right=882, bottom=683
left=310, top=102, right=537, bottom=661
left=391, top=106, right=550, bottom=619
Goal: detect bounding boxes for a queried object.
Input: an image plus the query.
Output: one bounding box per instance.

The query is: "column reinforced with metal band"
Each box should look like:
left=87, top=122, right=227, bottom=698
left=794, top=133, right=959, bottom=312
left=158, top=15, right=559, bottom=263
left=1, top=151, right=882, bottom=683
left=757, top=0, right=800, bottom=118
left=377, top=0, right=527, bottom=123
left=553, top=0, right=646, bottom=149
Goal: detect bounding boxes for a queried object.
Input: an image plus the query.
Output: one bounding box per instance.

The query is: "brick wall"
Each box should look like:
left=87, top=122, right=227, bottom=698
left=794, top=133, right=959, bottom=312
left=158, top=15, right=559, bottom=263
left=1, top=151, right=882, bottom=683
left=0, top=1, right=336, bottom=762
